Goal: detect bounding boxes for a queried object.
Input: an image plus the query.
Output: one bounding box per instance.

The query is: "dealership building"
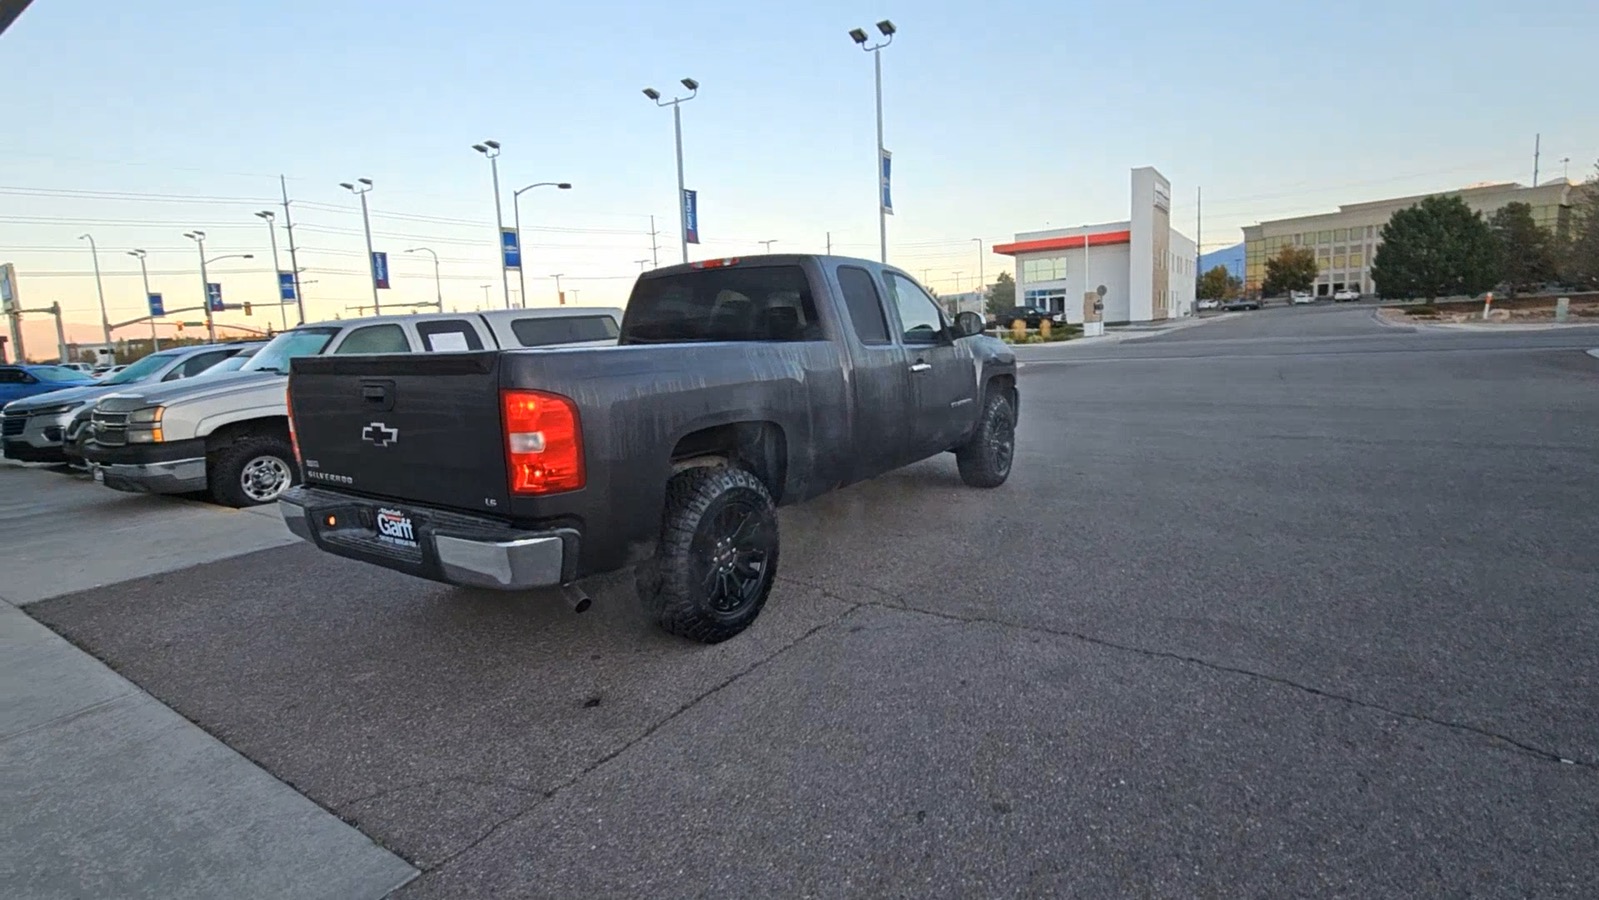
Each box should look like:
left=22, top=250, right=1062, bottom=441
left=1242, top=179, right=1580, bottom=297
left=995, top=167, right=1197, bottom=325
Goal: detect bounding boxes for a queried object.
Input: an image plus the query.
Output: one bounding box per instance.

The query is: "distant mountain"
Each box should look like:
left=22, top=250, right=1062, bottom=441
left=1199, top=242, right=1245, bottom=279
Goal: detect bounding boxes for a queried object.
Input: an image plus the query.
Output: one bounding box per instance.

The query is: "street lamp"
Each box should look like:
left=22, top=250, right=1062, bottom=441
left=551, top=273, right=565, bottom=305
left=635, top=258, right=651, bottom=271
left=480, top=283, right=492, bottom=309
left=759, top=239, right=779, bottom=253
left=255, top=210, right=288, bottom=329
left=184, top=231, right=253, bottom=341
left=127, top=249, right=158, bottom=351
left=405, top=248, right=443, bottom=310
left=642, top=77, right=699, bottom=263
left=78, top=234, right=112, bottom=346
left=512, top=181, right=572, bottom=308
left=339, top=179, right=379, bottom=313
left=472, top=140, right=513, bottom=308
left=848, top=20, right=896, bottom=262
left=972, top=237, right=985, bottom=316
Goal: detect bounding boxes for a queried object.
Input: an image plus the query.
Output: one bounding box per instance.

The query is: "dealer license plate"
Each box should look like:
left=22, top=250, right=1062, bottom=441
left=92, top=466, right=104, bottom=483
left=374, top=507, right=418, bottom=548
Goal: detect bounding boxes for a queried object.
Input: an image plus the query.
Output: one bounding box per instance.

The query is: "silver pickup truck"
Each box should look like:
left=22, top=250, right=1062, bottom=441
left=82, top=307, right=622, bottom=507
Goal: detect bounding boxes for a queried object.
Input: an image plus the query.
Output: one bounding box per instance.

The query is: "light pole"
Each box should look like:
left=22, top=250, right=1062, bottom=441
left=472, top=141, right=513, bottom=308
left=78, top=233, right=112, bottom=347
left=512, top=181, right=572, bottom=308
left=759, top=239, right=779, bottom=253
left=255, top=210, right=288, bottom=329
left=184, top=232, right=254, bottom=341
left=635, top=258, right=651, bottom=271
left=480, top=284, right=492, bottom=309
left=339, top=179, right=379, bottom=313
left=127, top=250, right=158, bottom=351
left=550, top=273, right=565, bottom=305
left=849, top=20, right=896, bottom=262
left=642, top=78, right=699, bottom=263
left=971, top=237, right=984, bottom=297
left=406, top=247, right=443, bottom=310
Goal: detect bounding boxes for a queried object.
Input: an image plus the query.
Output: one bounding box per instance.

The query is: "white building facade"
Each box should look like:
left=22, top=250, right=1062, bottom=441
left=996, top=167, right=1196, bottom=325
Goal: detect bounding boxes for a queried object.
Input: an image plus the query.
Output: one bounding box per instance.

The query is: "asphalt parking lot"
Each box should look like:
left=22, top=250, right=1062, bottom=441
left=12, top=305, right=1599, bottom=897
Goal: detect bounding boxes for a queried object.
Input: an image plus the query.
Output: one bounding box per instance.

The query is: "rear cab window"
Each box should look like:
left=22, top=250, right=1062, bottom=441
left=416, top=319, right=485, bottom=352
left=621, top=264, right=825, bottom=344
left=510, top=315, right=619, bottom=347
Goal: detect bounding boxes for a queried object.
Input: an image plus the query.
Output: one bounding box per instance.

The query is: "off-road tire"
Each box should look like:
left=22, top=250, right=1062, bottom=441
left=955, top=391, right=1015, bottom=488
left=638, top=466, right=779, bottom=644
left=208, top=435, right=298, bottom=508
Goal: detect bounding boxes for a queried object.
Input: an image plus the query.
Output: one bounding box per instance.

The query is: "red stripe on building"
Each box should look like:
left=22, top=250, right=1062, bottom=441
left=992, top=230, right=1132, bottom=256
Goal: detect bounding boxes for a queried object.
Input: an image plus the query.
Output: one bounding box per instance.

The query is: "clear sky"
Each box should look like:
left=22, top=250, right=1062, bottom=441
left=2, top=0, right=1596, bottom=349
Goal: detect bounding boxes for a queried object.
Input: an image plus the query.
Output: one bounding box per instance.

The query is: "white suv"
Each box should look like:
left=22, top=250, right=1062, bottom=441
left=1333, top=289, right=1361, bottom=302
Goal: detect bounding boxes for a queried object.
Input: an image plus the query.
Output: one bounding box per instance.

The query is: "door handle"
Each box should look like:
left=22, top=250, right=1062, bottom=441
left=909, top=362, right=932, bottom=373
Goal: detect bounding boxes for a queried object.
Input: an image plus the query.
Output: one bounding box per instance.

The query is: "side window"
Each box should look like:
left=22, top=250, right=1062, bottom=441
left=885, top=273, right=946, bottom=345
left=178, top=350, right=233, bottom=378
left=0, top=368, right=24, bottom=384
left=511, top=315, right=620, bottom=347
left=333, top=324, right=410, bottom=355
left=416, top=320, right=485, bottom=352
left=836, top=266, right=890, bottom=345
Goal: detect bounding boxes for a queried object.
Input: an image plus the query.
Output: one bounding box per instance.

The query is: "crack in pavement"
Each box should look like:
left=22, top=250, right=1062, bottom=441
left=415, top=599, right=865, bottom=877
left=809, top=578, right=1595, bottom=772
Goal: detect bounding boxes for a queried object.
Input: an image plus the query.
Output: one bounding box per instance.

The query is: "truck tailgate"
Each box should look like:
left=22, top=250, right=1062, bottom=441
left=289, top=352, right=509, bottom=513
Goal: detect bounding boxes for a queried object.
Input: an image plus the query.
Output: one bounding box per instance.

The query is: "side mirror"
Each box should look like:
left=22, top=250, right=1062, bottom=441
left=952, top=311, right=985, bottom=339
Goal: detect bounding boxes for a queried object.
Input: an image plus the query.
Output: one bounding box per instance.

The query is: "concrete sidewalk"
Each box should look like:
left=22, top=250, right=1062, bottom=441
left=1, top=463, right=416, bottom=899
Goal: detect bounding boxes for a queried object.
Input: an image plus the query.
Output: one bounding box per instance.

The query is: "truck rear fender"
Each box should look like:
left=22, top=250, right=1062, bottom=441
left=668, top=421, right=788, bottom=504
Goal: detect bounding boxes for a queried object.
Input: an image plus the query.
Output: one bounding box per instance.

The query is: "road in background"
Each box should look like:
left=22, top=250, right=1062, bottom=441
left=19, top=307, right=1599, bottom=896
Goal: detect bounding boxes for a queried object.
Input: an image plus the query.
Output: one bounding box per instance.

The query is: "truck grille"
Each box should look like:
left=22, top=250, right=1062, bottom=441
left=91, top=410, right=129, bottom=446
left=1, top=413, right=25, bottom=437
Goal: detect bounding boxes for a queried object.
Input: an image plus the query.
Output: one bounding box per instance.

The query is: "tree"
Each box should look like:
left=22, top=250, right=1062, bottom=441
left=984, top=271, right=1016, bottom=317
left=1371, top=195, right=1499, bottom=301
left=1488, top=202, right=1554, bottom=295
left=1197, top=265, right=1242, bottom=300
left=1561, top=162, right=1599, bottom=290
left=1262, top=246, right=1317, bottom=297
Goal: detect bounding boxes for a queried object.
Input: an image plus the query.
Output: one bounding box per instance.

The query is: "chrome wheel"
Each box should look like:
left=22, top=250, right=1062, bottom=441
left=240, top=455, right=292, bottom=503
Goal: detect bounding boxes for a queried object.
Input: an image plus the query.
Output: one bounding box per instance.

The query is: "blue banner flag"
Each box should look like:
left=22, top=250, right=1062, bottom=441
left=372, top=251, right=390, bottom=290
left=147, top=293, right=164, bottom=317
left=501, top=228, right=521, bottom=269
left=880, top=149, right=893, bottom=216
left=683, top=189, right=700, bottom=244
left=278, top=272, right=297, bottom=301
left=206, top=283, right=224, bottom=312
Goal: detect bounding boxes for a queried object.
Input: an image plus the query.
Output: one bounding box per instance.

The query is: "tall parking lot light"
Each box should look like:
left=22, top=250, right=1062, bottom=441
left=339, top=179, right=379, bottom=313
left=849, top=20, right=895, bottom=262
left=642, top=79, right=698, bottom=263
left=472, top=141, right=513, bottom=308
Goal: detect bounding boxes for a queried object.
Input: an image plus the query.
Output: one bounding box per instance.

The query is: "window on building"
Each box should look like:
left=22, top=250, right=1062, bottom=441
left=1366, top=226, right=1375, bottom=238
left=1024, top=289, right=1068, bottom=314
left=1021, top=255, right=1067, bottom=283
left=1318, top=230, right=1332, bottom=243
left=1333, top=255, right=1346, bottom=268
left=1349, top=251, right=1364, bottom=268
left=1334, top=228, right=1348, bottom=242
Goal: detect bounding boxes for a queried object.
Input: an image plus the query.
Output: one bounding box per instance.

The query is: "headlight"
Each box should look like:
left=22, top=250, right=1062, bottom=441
left=127, top=428, right=164, bottom=444
left=129, top=406, right=164, bottom=424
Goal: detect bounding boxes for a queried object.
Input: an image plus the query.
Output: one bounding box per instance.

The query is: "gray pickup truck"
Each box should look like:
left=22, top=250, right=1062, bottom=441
left=281, top=255, right=1019, bottom=642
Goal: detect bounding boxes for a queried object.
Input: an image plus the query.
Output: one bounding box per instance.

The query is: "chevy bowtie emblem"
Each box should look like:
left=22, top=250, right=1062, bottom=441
left=361, top=422, right=399, bottom=447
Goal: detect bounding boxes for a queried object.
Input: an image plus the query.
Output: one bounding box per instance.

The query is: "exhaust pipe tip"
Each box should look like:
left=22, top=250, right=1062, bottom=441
left=562, top=584, right=592, bottom=614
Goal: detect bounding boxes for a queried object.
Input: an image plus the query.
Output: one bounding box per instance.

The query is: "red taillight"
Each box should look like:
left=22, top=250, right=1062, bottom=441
left=502, top=389, right=584, bottom=495
left=285, top=386, right=302, bottom=468
left=690, top=257, right=741, bottom=269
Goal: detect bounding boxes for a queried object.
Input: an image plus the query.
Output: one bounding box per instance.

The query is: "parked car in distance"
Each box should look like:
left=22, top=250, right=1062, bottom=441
left=1290, top=291, right=1314, bottom=305
left=6, top=342, right=263, bottom=465
left=281, top=254, right=1020, bottom=644
left=1333, top=289, right=1361, bottom=302
left=1197, top=298, right=1220, bottom=311
left=58, top=362, right=95, bottom=374
left=987, top=305, right=1063, bottom=330
left=1222, top=298, right=1262, bottom=311
left=83, top=307, right=625, bottom=508
left=0, top=364, right=95, bottom=408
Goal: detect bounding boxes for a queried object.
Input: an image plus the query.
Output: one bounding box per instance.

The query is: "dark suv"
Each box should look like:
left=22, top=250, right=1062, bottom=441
left=988, top=306, right=1063, bottom=329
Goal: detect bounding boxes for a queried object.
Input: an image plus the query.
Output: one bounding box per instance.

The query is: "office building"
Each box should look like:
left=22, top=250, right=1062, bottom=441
left=1242, top=180, right=1579, bottom=297
left=995, top=167, right=1197, bottom=324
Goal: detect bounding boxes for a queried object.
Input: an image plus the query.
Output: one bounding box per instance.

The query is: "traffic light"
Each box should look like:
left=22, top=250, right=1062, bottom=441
left=176, top=321, right=185, bottom=332
left=243, top=301, right=253, bottom=317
